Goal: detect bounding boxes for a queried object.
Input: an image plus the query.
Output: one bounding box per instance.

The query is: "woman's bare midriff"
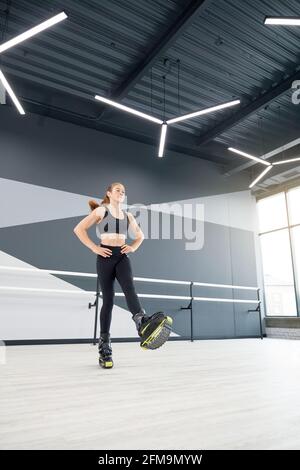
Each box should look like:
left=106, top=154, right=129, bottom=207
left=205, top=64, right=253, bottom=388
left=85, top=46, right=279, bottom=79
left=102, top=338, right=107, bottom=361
left=100, top=234, right=126, bottom=247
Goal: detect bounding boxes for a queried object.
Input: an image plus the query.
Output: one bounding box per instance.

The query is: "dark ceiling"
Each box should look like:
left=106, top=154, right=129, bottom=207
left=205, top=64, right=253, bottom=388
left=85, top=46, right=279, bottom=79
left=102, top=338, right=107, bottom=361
left=1, top=0, right=300, bottom=179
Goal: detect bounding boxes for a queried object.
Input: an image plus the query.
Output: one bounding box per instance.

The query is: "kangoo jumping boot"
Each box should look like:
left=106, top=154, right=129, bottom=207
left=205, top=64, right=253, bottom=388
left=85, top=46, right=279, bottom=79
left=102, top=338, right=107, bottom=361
left=133, top=309, right=173, bottom=350
left=98, top=332, right=113, bottom=369
left=132, top=308, right=151, bottom=337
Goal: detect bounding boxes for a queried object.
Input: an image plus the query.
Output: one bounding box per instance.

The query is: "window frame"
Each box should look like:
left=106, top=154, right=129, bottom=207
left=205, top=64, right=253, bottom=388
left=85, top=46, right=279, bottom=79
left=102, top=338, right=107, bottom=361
left=257, top=186, right=300, bottom=317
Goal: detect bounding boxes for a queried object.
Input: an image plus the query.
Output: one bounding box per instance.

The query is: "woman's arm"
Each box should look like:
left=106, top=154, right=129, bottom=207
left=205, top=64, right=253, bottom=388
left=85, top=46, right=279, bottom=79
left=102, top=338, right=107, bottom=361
left=125, top=212, right=144, bottom=253
left=73, top=207, right=105, bottom=253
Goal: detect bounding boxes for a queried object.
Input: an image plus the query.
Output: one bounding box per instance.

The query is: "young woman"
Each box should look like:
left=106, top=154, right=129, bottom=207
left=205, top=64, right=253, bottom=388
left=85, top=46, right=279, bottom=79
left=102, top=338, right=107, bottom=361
left=73, top=182, right=151, bottom=368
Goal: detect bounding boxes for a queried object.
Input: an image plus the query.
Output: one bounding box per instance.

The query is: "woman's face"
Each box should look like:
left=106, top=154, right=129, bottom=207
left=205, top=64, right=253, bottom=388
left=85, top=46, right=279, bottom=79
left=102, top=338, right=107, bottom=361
left=108, top=185, right=125, bottom=203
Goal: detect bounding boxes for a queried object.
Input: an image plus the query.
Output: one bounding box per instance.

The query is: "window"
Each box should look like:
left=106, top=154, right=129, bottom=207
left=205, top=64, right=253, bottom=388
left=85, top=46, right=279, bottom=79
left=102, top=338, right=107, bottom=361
left=257, top=192, right=288, bottom=233
left=260, top=230, right=297, bottom=316
left=257, top=187, right=300, bottom=317
left=291, top=226, right=300, bottom=302
left=287, top=186, right=300, bottom=226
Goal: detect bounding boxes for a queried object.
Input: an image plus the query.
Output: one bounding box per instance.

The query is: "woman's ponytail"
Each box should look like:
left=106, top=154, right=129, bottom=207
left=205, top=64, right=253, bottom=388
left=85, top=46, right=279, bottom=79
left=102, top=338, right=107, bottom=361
left=88, top=199, right=100, bottom=211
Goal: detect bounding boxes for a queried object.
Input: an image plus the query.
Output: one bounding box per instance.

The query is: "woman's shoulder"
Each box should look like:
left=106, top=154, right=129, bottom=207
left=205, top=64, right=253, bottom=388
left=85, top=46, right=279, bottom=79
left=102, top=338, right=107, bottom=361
left=95, top=205, right=108, bottom=218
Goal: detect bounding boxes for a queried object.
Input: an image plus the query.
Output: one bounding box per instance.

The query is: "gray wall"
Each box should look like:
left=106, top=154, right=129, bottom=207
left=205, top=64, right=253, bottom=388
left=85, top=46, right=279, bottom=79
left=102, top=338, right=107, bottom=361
left=0, top=106, right=263, bottom=342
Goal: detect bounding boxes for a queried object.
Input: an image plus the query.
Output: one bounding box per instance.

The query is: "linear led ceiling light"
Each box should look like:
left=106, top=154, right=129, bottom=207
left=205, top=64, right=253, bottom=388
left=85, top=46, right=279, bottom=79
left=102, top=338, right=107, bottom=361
left=273, top=156, right=300, bottom=165
left=228, top=147, right=271, bottom=166
left=249, top=166, right=273, bottom=188
left=248, top=155, right=300, bottom=188
left=94, top=95, right=163, bottom=124
left=264, top=16, right=300, bottom=25
left=166, top=100, right=240, bottom=125
left=95, top=95, right=240, bottom=157
left=0, top=69, right=25, bottom=114
left=228, top=145, right=300, bottom=188
left=0, top=12, right=67, bottom=114
left=158, top=124, right=168, bottom=158
left=0, top=12, right=67, bottom=53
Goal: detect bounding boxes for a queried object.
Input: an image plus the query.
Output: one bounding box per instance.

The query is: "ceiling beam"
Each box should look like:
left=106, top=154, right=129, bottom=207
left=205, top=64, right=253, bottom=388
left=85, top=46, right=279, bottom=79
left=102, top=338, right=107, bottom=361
left=195, top=69, right=300, bottom=147
left=96, top=0, right=213, bottom=121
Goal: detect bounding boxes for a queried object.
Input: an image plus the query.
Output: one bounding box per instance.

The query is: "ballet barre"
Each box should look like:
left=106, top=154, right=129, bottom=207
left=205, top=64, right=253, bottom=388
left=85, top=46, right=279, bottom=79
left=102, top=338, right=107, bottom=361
left=0, top=265, right=262, bottom=343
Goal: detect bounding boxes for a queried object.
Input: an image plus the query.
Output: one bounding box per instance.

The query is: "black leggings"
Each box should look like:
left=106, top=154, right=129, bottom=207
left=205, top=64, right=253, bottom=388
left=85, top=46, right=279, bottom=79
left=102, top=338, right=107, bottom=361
left=96, top=243, right=143, bottom=334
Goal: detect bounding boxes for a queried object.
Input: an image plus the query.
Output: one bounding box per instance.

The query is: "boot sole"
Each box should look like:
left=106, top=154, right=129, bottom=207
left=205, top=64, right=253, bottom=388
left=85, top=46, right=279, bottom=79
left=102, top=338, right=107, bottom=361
left=141, top=316, right=173, bottom=350
left=140, top=313, right=170, bottom=336
left=99, top=358, right=114, bottom=369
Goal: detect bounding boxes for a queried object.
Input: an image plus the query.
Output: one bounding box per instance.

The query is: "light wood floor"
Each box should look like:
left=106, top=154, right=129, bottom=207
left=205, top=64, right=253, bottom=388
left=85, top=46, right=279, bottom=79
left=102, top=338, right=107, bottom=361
left=1, top=338, right=300, bottom=450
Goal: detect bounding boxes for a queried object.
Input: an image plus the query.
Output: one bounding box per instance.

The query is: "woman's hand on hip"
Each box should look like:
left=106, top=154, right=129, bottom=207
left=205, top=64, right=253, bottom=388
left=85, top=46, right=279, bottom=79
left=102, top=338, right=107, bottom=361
left=120, top=244, right=134, bottom=254
left=92, top=246, right=112, bottom=257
